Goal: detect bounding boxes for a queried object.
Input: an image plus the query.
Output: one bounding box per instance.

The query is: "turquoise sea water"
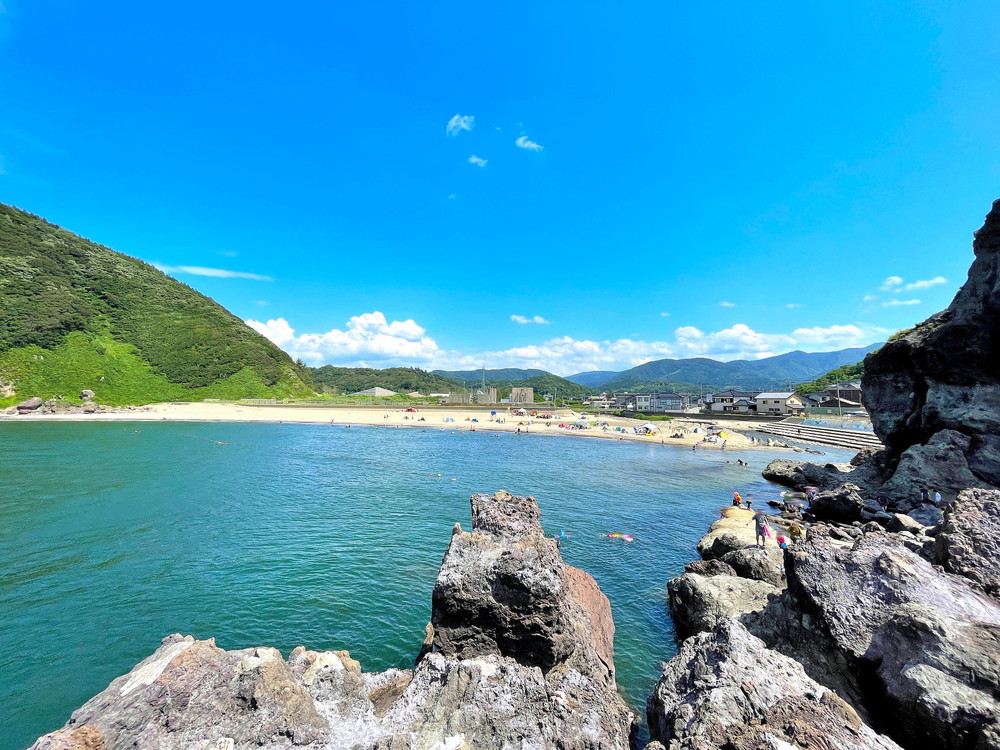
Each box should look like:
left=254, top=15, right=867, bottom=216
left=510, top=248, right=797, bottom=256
left=0, top=422, right=854, bottom=749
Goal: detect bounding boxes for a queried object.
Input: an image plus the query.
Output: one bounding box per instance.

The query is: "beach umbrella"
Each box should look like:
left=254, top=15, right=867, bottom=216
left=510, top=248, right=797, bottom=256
left=640, top=423, right=659, bottom=431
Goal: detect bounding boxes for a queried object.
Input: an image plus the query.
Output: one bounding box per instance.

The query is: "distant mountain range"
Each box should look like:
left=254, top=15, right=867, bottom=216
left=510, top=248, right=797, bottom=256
left=565, top=344, right=883, bottom=393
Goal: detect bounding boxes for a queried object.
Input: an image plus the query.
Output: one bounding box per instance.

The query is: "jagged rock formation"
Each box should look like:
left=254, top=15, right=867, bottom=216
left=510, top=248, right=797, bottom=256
left=862, top=199, right=1000, bottom=497
left=664, top=508, right=1000, bottom=750
left=31, top=492, right=635, bottom=750
left=646, top=620, right=903, bottom=750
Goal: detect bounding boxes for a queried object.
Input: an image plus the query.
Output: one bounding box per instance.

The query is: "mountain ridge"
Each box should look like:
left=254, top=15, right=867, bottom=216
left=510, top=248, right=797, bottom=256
left=563, top=344, right=882, bottom=391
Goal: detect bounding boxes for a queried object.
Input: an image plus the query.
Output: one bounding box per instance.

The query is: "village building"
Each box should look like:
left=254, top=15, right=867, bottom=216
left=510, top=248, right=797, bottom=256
left=754, top=391, right=806, bottom=415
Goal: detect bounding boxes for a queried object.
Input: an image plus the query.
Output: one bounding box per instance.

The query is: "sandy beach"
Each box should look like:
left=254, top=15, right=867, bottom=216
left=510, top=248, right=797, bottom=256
left=2, top=402, right=796, bottom=452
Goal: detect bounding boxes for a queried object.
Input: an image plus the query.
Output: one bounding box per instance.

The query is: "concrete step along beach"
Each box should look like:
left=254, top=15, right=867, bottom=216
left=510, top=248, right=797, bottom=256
left=752, top=419, right=883, bottom=451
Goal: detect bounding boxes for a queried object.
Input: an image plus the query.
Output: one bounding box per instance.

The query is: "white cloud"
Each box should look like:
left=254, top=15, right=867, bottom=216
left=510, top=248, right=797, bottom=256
left=785, top=303, right=802, bottom=309
left=155, top=264, right=273, bottom=281
left=515, top=136, right=544, bottom=151
left=719, top=301, right=736, bottom=308
left=660, top=312, right=671, bottom=317
left=468, top=155, right=487, bottom=167
left=253, top=300, right=269, bottom=306
left=863, top=294, right=878, bottom=302
left=882, top=298, right=921, bottom=307
left=249, top=311, right=889, bottom=375
left=880, top=275, right=904, bottom=291
left=245, top=312, right=441, bottom=367
left=446, top=114, right=475, bottom=136
left=903, top=276, right=947, bottom=291
left=510, top=315, right=550, bottom=325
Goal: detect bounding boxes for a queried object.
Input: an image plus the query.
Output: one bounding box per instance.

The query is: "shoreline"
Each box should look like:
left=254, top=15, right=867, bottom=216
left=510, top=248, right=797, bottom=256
left=1, top=402, right=804, bottom=452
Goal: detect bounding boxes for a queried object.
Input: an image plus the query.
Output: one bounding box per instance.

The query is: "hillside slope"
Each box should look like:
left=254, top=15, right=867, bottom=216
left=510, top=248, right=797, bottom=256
left=0, top=203, right=313, bottom=406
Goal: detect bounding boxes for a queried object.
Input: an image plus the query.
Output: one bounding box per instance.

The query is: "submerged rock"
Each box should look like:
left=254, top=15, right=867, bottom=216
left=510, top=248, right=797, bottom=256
left=647, top=620, right=902, bottom=750
left=31, top=492, right=635, bottom=750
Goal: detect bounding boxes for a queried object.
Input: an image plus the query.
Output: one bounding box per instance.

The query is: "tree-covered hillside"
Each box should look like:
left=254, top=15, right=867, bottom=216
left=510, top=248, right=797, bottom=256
left=794, top=362, right=866, bottom=394
left=0, top=203, right=313, bottom=406
left=309, top=366, right=463, bottom=395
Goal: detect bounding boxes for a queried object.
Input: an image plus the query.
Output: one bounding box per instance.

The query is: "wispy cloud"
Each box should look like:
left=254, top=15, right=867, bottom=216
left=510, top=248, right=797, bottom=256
left=253, top=300, right=269, bottom=306
left=880, top=275, right=904, bottom=291
left=660, top=312, right=671, bottom=317
left=882, top=298, right=921, bottom=307
left=863, top=294, right=878, bottom=302
left=155, top=264, right=273, bottom=281
left=510, top=314, right=550, bottom=325
left=719, top=301, right=736, bottom=308
left=785, top=303, right=802, bottom=309
left=447, top=114, right=475, bottom=136
left=903, top=276, right=947, bottom=291
left=468, top=155, right=487, bottom=167
left=213, top=249, right=238, bottom=258
left=515, top=136, right=544, bottom=151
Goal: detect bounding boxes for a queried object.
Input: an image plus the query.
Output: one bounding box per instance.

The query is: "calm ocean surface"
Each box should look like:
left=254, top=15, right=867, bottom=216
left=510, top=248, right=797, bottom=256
left=0, top=422, right=854, bottom=749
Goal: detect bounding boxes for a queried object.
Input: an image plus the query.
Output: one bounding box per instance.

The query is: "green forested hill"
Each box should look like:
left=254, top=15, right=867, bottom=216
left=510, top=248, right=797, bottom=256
left=309, top=366, right=464, bottom=395
left=0, top=203, right=313, bottom=406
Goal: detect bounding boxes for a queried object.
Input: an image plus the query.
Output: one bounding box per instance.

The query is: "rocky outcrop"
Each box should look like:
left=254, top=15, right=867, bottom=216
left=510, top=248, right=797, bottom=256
left=860, top=199, right=1000, bottom=500
left=667, top=573, right=780, bottom=639
left=646, top=620, right=903, bottom=750
left=32, top=492, right=635, bottom=750
left=779, top=532, right=1000, bottom=750
left=809, top=482, right=866, bottom=522
left=16, top=396, right=43, bottom=413
left=933, top=488, right=1000, bottom=598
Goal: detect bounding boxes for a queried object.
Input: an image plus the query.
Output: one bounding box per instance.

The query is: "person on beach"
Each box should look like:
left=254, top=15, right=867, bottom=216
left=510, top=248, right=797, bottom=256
left=751, top=511, right=771, bottom=548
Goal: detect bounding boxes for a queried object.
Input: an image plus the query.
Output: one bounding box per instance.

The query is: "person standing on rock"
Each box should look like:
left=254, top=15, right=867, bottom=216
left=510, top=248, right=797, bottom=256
left=934, top=489, right=942, bottom=505
left=751, top=510, right=771, bottom=548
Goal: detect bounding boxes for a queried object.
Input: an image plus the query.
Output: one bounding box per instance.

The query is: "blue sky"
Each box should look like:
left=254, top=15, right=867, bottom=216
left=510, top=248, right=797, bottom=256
left=2, top=2, right=998, bottom=375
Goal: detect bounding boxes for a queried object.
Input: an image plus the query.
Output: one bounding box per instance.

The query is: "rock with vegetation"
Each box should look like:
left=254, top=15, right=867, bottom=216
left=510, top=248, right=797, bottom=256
left=31, top=493, right=635, bottom=750
left=860, top=198, right=1000, bottom=500
left=646, top=620, right=902, bottom=750
left=0, top=203, right=313, bottom=407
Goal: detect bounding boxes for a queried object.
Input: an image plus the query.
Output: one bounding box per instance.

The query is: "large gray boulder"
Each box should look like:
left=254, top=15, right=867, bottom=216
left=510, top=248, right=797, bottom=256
left=933, top=488, right=1000, bottom=598
left=667, top=573, right=780, bottom=639
left=647, top=620, right=902, bottom=750
left=809, top=482, right=866, bottom=523
left=32, top=492, right=636, bottom=750
left=719, top=545, right=785, bottom=587
left=784, top=532, right=1000, bottom=750
left=16, top=396, right=43, bottom=413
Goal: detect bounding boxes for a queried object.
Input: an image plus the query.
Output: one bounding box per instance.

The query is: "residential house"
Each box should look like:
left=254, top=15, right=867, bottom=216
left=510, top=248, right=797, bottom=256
left=754, top=391, right=806, bottom=415
left=708, top=390, right=761, bottom=413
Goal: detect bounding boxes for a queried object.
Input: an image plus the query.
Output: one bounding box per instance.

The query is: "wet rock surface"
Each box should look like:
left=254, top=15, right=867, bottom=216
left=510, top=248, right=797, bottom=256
left=31, top=492, right=635, bottom=750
